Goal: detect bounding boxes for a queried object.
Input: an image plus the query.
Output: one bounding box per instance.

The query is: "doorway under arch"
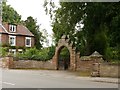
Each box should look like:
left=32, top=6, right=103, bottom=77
left=57, top=46, right=70, bottom=70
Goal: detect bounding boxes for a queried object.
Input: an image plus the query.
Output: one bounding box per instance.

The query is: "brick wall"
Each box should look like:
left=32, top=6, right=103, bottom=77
left=16, top=36, right=25, bottom=47
left=76, top=56, right=95, bottom=76
left=10, top=60, right=56, bottom=70
left=2, top=56, right=119, bottom=78
left=100, top=63, right=120, bottom=78
left=0, top=57, right=14, bottom=68
left=78, top=60, right=93, bottom=71
left=16, top=36, right=34, bottom=47
left=31, top=37, right=34, bottom=47
left=1, top=34, right=9, bottom=45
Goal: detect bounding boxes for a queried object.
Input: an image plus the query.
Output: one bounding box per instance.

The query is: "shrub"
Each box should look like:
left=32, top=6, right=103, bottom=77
left=48, top=46, right=55, bottom=59
left=105, top=47, right=120, bottom=62
left=16, top=47, right=55, bottom=61
left=0, top=47, right=8, bottom=57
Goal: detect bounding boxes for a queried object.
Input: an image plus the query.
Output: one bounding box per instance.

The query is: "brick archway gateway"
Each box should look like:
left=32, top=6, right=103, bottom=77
left=52, top=35, right=80, bottom=71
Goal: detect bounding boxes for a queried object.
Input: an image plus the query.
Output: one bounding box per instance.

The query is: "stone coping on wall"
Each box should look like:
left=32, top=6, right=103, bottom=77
left=80, top=56, right=91, bottom=61
left=14, top=59, right=52, bottom=62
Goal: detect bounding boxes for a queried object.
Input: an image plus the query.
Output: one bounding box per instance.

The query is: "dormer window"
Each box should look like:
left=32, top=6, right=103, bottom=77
left=9, top=25, right=16, bottom=32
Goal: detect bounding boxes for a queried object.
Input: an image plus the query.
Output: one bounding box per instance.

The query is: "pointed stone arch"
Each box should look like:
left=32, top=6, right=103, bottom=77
left=52, top=35, right=80, bottom=71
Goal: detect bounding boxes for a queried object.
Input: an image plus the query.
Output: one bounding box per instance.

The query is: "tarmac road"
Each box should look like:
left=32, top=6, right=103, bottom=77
left=1, top=69, right=119, bottom=88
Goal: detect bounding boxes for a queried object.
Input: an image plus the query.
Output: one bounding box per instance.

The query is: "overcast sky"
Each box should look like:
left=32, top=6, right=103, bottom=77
left=7, top=0, right=59, bottom=46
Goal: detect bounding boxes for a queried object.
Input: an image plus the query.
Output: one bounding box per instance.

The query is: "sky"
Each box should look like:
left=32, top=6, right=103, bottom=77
left=7, top=0, right=59, bottom=47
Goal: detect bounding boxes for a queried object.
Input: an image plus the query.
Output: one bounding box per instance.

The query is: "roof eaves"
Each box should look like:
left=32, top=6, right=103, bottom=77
left=8, top=33, right=34, bottom=37
left=22, top=25, right=34, bottom=36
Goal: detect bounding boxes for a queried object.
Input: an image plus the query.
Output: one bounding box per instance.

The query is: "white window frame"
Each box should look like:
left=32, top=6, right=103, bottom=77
left=9, top=35, right=16, bottom=46
left=9, top=25, right=16, bottom=32
left=9, top=49, right=16, bottom=55
left=25, top=37, right=31, bottom=47
left=18, top=49, right=23, bottom=52
left=18, top=49, right=23, bottom=53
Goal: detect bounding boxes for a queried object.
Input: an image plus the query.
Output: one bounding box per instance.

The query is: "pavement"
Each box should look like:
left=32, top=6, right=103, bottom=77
left=91, top=77, right=119, bottom=84
left=58, top=71, right=119, bottom=84
left=54, top=71, right=119, bottom=84
left=76, top=76, right=119, bottom=84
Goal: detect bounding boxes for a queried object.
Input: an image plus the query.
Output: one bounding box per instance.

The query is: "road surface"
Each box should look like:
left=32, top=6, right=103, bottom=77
left=1, top=69, right=119, bottom=88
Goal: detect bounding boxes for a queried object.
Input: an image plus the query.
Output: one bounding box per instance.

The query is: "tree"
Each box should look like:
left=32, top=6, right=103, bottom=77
left=24, top=16, right=44, bottom=49
left=2, top=1, right=44, bottom=50
left=2, top=0, right=21, bottom=24
left=44, top=2, right=120, bottom=60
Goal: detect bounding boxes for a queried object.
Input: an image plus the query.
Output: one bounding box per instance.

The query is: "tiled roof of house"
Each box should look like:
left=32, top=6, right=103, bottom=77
left=0, top=23, right=34, bottom=37
left=0, top=24, right=8, bottom=34
left=16, top=24, right=34, bottom=36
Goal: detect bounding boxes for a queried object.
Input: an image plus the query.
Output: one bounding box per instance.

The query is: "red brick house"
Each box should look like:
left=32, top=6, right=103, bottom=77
left=0, top=23, right=34, bottom=54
